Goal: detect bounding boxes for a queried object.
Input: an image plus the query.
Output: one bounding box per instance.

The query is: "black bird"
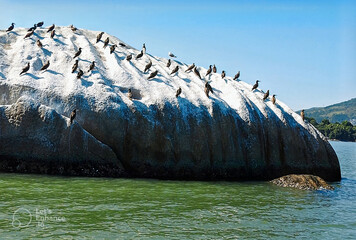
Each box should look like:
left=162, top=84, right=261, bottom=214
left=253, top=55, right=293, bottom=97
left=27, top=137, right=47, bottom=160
left=70, top=25, right=77, bottom=32
left=110, top=44, right=117, bottom=54
left=24, top=30, right=34, bottom=39
left=147, top=70, right=158, bottom=80
left=301, top=110, right=305, bottom=121
left=233, top=71, right=240, bottom=80
left=72, top=60, right=78, bottom=73
left=194, top=67, right=201, bottom=79
left=70, top=109, right=76, bottom=125
left=263, top=90, right=269, bottom=101
left=20, top=63, right=30, bottom=75
left=136, top=50, right=143, bottom=59
left=185, top=63, right=195, bottom=72
left=28, top=24, right=37, bottom=32
left=213, top=64, right=217, bottom=73
left=128, top=89, right=133, bottom=100
left=73, top=48, right=82, bottom=59
left=50, top=30, right=55, bottom=39
left=142, top=43, right=146, bottom=53
left=88, top=61, right=95, bottom=72
left=176, top=87, right=182, bottom=98
left=37, top=21, right=44, bottom=27
left=6, top=23, right=15, bottom=32
left=36, top=40, right=43, bottom=48
left=119, top=42, right=126, bottom=47
left=47, top=24, right=55, bottom=32
left=103, top=37, right=109, bottom=48
left=168, top=52, right=176, bottom=58
left=126, top=54, right=132, bottom=61
left=170, top=66, right=179, bottom=75
left=77, top=69, right=84, bottom=79
left=252, top=80, right=260, bottom=91
left=206, top=65, right=212, bottom=76
left=272, top=94, right=276, bottom=105
left=144, top=60, right=152, bottom=72
left=96, top=32, right=104, bottom=43
left=166, top=59, right=171, bottom=68
left=40, top=60, right=50, bottom=71
left=221, top=70, right=226, bottom=79
left=204, top=82, right=214, bottom=97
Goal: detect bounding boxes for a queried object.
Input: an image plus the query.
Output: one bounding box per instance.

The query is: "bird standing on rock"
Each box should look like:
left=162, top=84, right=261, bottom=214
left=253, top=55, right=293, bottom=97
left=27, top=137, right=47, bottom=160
left=166, top=59, right=171, bottom=68
left=20, top=63, right=30, bottom=75
left=136, top=50, right=143, bottom=59
left=128, top=89, right=133, bottom=100
left=36, top=40, right=43, bottom=48
left=72, top=60, right=78, bottom=73
left=252, top=80, right=260, bottom=91
left=37, top=21, right=44, bottom=27
left=28, top=24, right=37, bottom=32
left=88, top=61, right=95, bottom=72
left=185, top=63, right=195, bottom=72
left=119, top=42, right=126, bottom=47
left=194, top=67, right=201, bottom=79
left=176, top=87, right=182, bottom=98
left=73, top=48, right=82, bottom=59
left=233, top=71, right=240, bottom=80
left=204, top=82, right=214, bottom=98
left=301, top=110, right=305, bottom=121
left=126, top=54, right=132, bottom=61
left=142, top=43, right=146, bottom=54
left=70, top=109, right=76, bottom=125
left=40, top=60, right=50, bottom=71
left=213, top=64, right=217, bottom=73
left=103, top=37, right=109, bottom=48
left=96, top=32, right=104, bottom=43
left=47, top=24, right=55, bottom=32
left=148, top=70, right=158, bottom=80
left=77, top=69, right=84, bottom=79
left=206, top=65, right=212, bottom=76
left=221, top=70, right=226, bottom=79
left=110, top=44, right=117, bottom=54
left=6, top=23, right=15, bottom=32
left=263, top=90, right=269, bottom=101
left=170, top=66, right=179, bottom=75
left=70, top=25, right=77, bottom=32
left=272, top=94, right=276, bottom=105
left=144, top=60, right=152, bottom=72
left=24, top=30, right=34, bottom=39
left=168, top=52, right=176, bottom=58
left=50, top=30, right=55, bottom=39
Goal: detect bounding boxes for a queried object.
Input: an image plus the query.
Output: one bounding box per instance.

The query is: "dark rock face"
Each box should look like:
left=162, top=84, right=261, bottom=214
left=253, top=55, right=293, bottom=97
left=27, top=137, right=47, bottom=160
left=0, top=84, right=341, bottom=181
left=270, top=174, right=334, bottom=190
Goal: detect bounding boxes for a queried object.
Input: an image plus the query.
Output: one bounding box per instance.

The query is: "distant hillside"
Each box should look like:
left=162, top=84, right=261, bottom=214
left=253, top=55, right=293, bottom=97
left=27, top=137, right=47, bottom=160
left=301, top=98, right=356, bottom=124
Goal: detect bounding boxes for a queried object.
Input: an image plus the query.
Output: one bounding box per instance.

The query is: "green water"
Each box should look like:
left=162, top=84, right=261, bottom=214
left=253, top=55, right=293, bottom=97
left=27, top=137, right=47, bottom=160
left=0, top=141, right=355, bottom=239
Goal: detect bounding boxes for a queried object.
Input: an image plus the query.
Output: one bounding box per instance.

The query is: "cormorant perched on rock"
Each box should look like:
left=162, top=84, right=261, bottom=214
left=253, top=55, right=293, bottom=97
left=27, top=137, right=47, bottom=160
left=252, top=80, right=260, bottom=91
left=194, top=67, right=201, bottom=79
left=6, top=23, right=15, bottom=32
left=47, top=24, right=55, bottom=32
left=24, top=30, right=34, bottom=39
left=142, top=43, right=146, bottom=54
left=206, top=65, right=212, bottom=76
left=128, top=89, right=133, bottom=100
left=119, top=42, right=126, bottom=47
left=110, top=44, right=117, bottom=54
left=272, top=94, right=276, bottom=105
left=50, top=30, right=55, bottom=39
left=168, top=52, right=176, bottom=58
left=176, top=87, right=182, bottom=98
left=170, top=66, right=179, bottom=75
left=103, top=37, right=109, bottom=48
left=301, top=110, right=305, bottom=121
left=70, top=109, right=76, bottom=125
left=77, top=69, right=84, bottom=79
left=28, top=24, right=37, bottom=32
left=20, top=63, right=30, bottom=75
left=96, top=32, right=104, bottom=43
left=213, top=64, right=217, bottom=73
left=70, top=25, right=77, bottom=32
left=36, top=40, right=43, bottom=48
left=204, top=82, right=214, bottom=97
left=148, top=70, right=158, bottom=80
left=144, top=60, right=152, bottom=73
left=88, top=61, right=95, bottom=72
left=37, top=21, right=44, bottom=27
left=263, top=90, right=269, bottom=101
left=221, top=70, right=226, bottom=79
left=136, top=50, right=143, bottom=59
left=73, top=48, right=82, bottom=59
left=40, top=60, right=50, bottom=71
left=185, top=63, right=195, bottom=72
left=166, top=59, right=171, bottom=68
left=72, top=60, right=78, bottom=73
left=126, top=54, right=132, bottom=61
left=233, top=71, right=240, bottom=80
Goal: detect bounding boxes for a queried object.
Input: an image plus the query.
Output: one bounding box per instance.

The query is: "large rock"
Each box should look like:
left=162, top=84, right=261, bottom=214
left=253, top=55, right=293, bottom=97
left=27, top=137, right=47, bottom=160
left=270, top=174, right=334, bottom=190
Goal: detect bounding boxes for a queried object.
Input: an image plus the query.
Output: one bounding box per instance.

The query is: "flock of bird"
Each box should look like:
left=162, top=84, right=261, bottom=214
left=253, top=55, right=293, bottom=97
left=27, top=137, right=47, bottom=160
left=4, top=22, right=304, bottom=124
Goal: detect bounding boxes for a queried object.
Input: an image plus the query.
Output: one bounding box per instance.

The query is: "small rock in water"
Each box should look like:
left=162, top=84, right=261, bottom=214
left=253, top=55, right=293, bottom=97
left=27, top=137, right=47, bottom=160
left=270, top=174, right=334, bottom=190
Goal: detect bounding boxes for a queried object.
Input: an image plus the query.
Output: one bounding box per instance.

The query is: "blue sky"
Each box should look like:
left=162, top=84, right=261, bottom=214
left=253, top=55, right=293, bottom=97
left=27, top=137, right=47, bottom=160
left=1, top=0, right=355, bottom=110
